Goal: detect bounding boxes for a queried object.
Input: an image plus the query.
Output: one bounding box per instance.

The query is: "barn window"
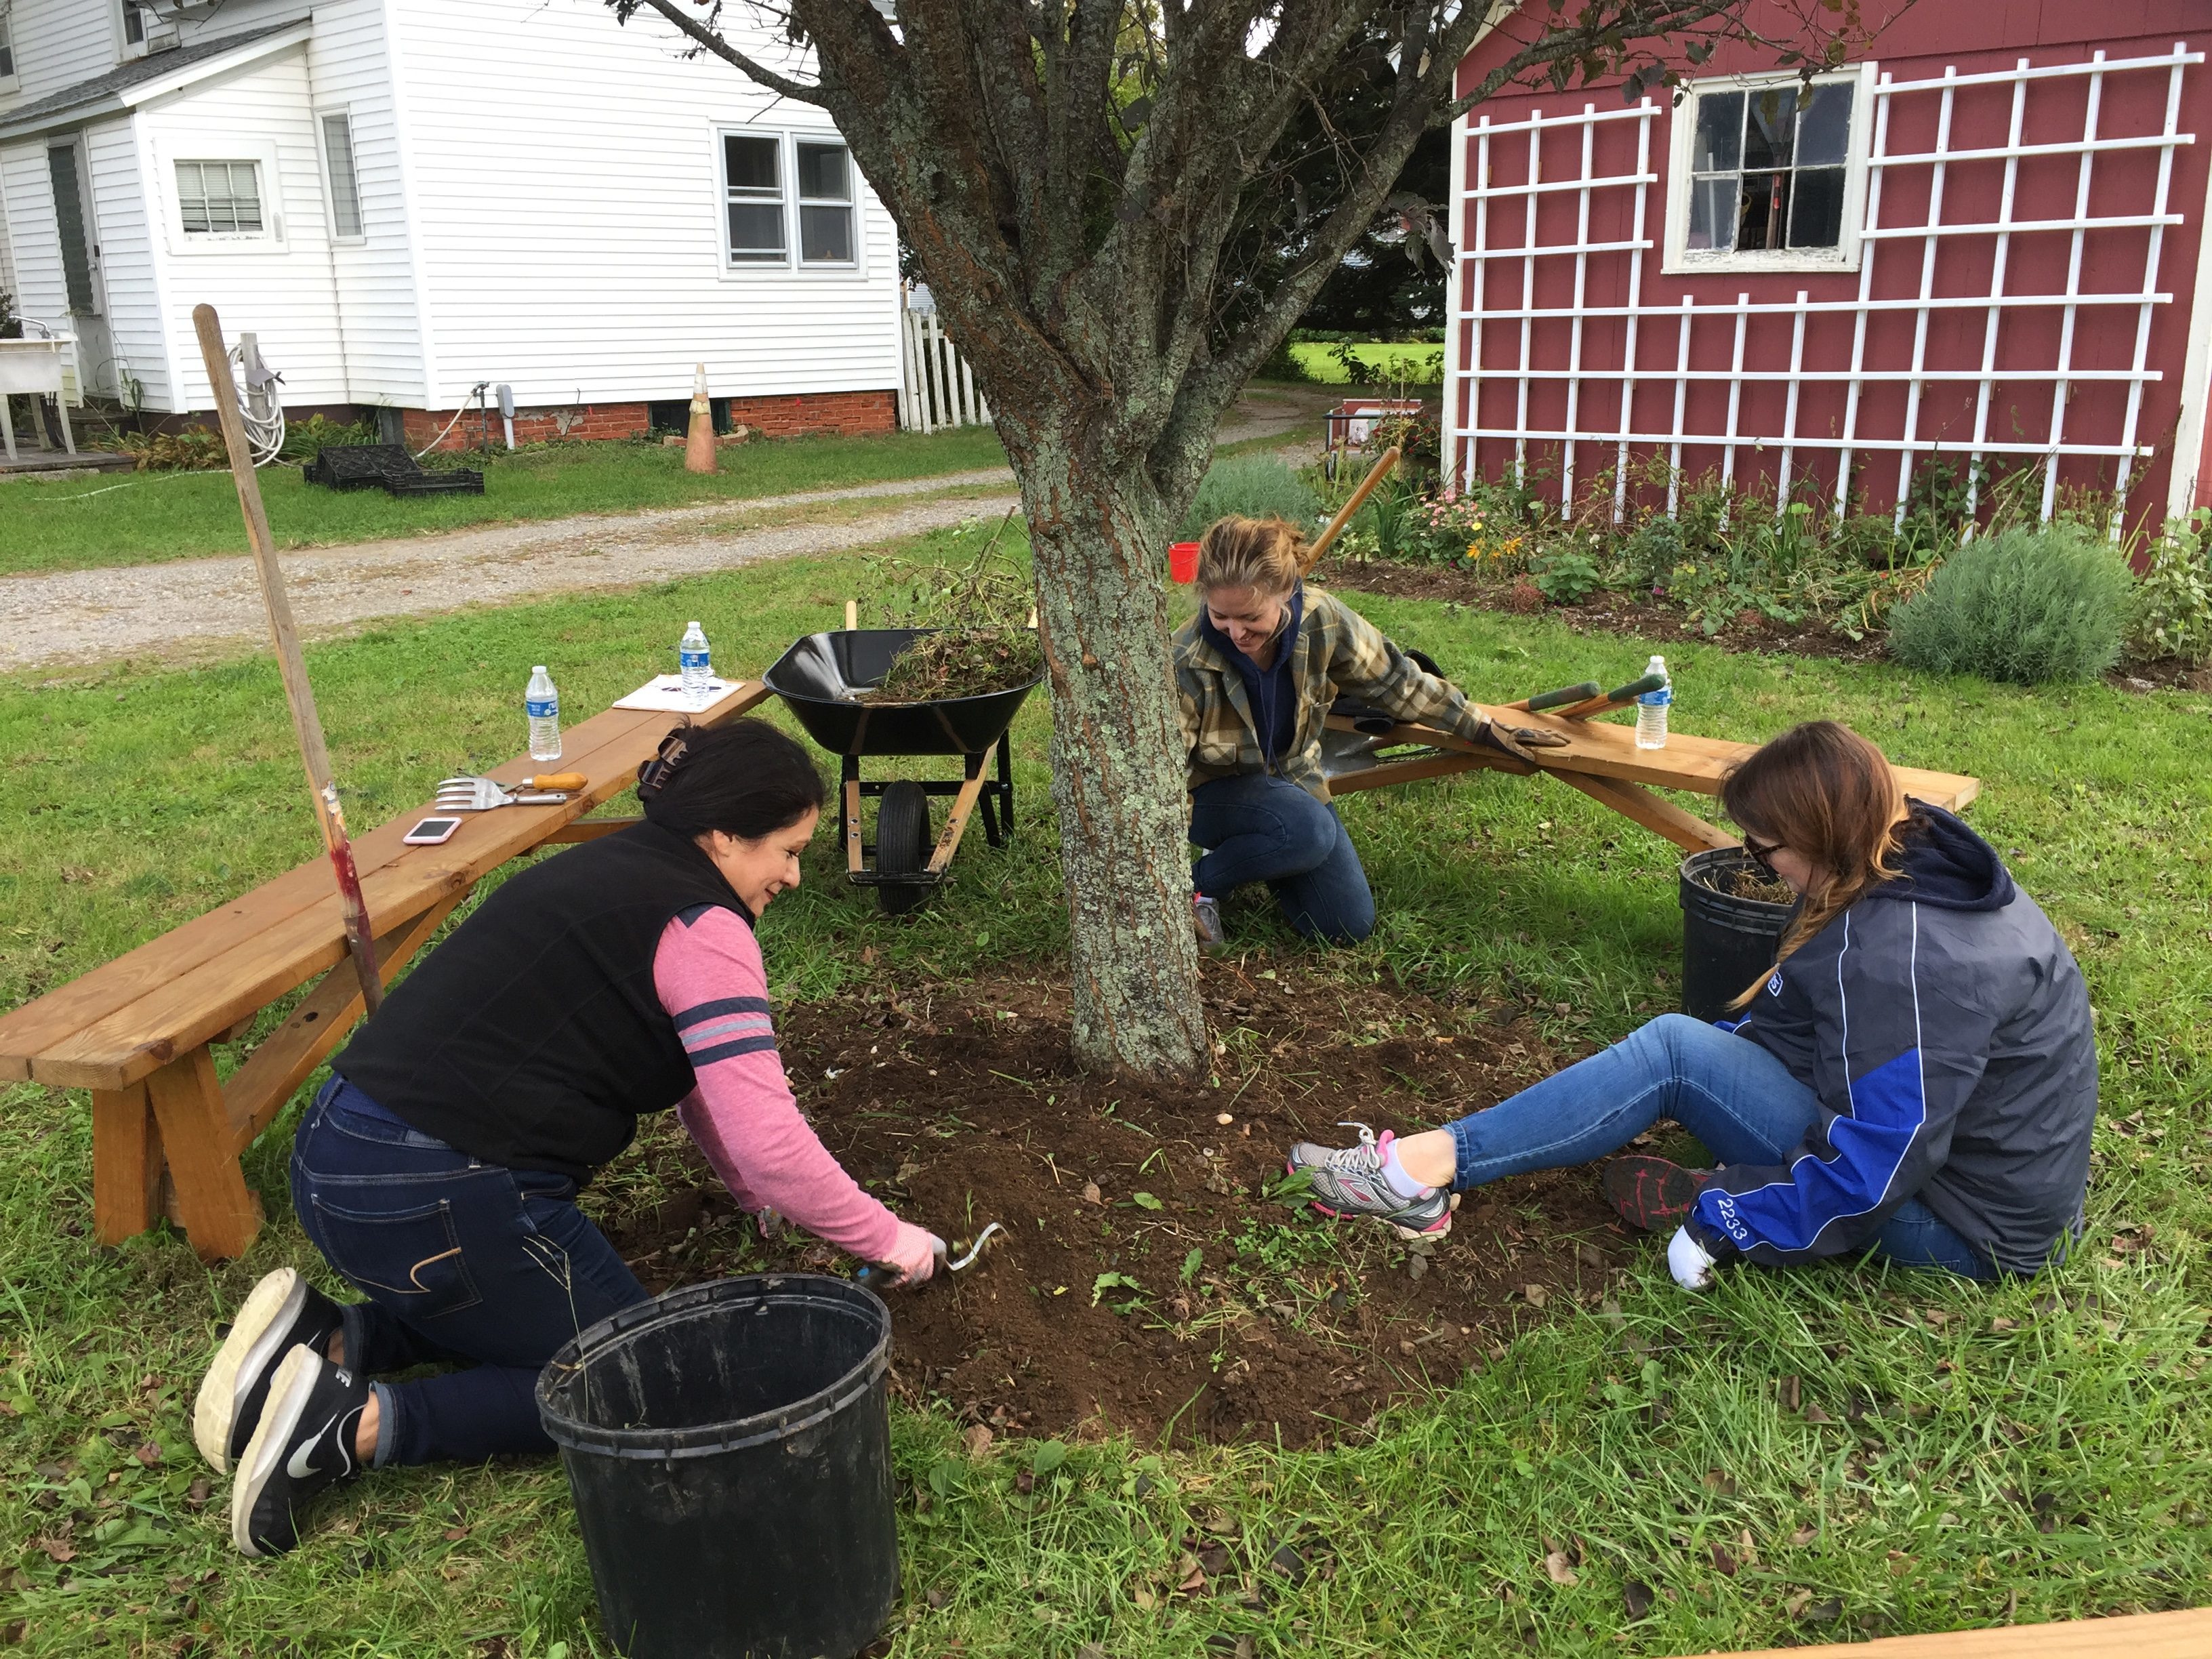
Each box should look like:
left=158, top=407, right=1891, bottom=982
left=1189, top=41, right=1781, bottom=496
left=321, top=112, right=365, bottom=240
left=718, top=131, right=861, bottom=271
left=1666, top=67, right=1872, bottom=274
left=176, top=161, right=266, bottom=237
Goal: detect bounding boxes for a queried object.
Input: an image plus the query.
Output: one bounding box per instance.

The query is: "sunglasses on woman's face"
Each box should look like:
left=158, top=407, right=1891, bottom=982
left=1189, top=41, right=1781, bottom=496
left=1741, top=834, right=1784, bottom=876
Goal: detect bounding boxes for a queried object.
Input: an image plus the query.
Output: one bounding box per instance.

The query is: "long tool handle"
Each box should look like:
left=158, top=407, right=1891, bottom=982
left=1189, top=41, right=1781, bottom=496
left=195, top=304, right=384, bottom=1016
left=1557, top=672, right=1666, bottom=721
left=1299, top=445, right=1401, bottom=575
left=520, top=773, right=588, bottom=792
left=1503, top=680, right=1601, bottom=714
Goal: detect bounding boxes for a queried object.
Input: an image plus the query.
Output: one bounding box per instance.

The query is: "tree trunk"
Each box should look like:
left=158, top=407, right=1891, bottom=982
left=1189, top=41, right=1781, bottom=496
left=1004, top=422, right=1209, bottom=1074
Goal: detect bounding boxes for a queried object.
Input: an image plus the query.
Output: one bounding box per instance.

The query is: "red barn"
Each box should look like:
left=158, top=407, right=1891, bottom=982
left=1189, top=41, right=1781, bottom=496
left=1445, top=3, right=2211, bottom=536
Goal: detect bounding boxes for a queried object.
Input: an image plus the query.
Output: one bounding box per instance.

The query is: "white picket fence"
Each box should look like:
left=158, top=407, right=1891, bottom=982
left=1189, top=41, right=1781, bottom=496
left=899, top=299, right=991, bottom=432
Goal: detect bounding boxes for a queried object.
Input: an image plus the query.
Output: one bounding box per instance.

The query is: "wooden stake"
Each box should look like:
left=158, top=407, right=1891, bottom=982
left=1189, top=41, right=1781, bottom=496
left=193, top=304, right=384, bottom=1016
left=1300, top=445, right=1401, bottom=575
left=684, top=361, right=718, bottom=474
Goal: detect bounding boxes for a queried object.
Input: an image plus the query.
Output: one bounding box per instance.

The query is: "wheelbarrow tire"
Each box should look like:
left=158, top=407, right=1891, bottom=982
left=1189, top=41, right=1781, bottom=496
left=875, top=781, right=932, bottom=914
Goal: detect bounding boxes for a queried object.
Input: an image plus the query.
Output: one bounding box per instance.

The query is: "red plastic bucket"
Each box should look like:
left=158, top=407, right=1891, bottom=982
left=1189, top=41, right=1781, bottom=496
left=1168, top=541, right=1200, bottom=583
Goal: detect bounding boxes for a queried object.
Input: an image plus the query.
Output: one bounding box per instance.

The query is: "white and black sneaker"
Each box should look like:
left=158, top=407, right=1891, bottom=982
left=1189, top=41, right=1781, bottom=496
left=230, top=1346, right=371, bottom=1559
left=193, top=1267, right=346, bottom=1474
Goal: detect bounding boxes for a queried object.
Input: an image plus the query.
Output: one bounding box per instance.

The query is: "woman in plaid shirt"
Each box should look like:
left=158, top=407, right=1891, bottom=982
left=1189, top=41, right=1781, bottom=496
left=1174, top=516, right=1532, bottom=949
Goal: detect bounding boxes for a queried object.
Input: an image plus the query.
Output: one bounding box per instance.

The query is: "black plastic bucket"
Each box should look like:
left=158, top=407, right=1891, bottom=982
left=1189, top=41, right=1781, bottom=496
left=537, top=1276, right=898, bottom=1659
left=1678, top=848, right=1796, bottom=1023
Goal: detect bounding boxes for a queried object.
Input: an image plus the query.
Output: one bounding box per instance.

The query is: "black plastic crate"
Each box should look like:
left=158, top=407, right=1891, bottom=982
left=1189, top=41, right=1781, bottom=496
left=302, top=443, right=484, bottom=497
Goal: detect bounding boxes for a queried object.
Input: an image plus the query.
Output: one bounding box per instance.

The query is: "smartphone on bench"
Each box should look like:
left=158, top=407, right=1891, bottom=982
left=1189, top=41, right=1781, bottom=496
left=403, top=817, right=463, bottom=846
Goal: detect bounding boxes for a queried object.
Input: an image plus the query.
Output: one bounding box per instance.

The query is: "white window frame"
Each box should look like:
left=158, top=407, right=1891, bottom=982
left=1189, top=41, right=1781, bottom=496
left=315, top=107, right=366, bottom=243
left=117, top=0, right=153, bottom=60
left=1663, top=62, right=1877, bottom=276
left=157, top=138, right=288, bottom=255
left=712, top=125, right=866, bottom=279
left=0, top=14, right=21, bottom=95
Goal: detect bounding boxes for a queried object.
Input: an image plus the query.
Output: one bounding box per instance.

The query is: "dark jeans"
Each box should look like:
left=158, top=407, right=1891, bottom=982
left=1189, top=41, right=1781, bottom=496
left=1189, top=773, right=1375, bottom=943
left=290, top=1077, right=649, bottom=1465
left=1443, top=1012, right=1999, bottom=1279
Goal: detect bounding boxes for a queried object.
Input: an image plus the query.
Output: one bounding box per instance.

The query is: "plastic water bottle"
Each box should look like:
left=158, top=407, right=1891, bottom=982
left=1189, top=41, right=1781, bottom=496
left=1635, top=653, right=1671, bottom=750
left=526, top=665, right=562, bottom=761
left=679, top=620, right=712, bottom=700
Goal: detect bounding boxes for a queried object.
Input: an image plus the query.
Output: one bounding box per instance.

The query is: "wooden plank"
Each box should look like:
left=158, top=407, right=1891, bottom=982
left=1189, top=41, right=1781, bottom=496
left=844, top=775, right=866, bottom=877
left=1677, top=1607, right=2212, bottom=1659
left=219, top=895, right=463, bottom=1152
left=1551, top=770, right=1739, bottom=853
left=0, top=692, right=761, bottom=1077
left=144, top=1048, right=260, bottom=1261
left=926, top=769, right=994, bottom=876
left=90, top=1083, right=162, bottom=1246
left=7, top=685, right=772, bottom=1090
left=1322, top=715, right=1540, bottom=775
left=1324, top=752, right=1494, bottom=795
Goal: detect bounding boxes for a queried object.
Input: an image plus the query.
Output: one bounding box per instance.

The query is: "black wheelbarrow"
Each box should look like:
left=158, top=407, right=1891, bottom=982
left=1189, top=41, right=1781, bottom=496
left=764, top=628, right=1042, bottom=914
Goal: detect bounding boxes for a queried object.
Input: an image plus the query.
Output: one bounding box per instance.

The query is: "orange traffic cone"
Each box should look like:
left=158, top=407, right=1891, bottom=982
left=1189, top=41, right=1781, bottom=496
left=684, top=363, right=717, bottom=474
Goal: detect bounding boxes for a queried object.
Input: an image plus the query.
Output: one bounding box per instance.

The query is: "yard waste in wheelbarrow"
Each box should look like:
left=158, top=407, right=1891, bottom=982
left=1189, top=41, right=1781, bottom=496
left=537, top=1275, right=898, bottom=1659
left=1679, top=847, right=1796, bottom=1023
left=766, top=628, right=1041, bottom=913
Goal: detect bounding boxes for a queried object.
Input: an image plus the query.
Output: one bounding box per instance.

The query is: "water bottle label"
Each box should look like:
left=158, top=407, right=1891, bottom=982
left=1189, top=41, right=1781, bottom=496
left=679, top=649, right=709, bottom=671
left=1639, top=687, right=1673, bottom=706
left=526, top=697, right=558, bottom=718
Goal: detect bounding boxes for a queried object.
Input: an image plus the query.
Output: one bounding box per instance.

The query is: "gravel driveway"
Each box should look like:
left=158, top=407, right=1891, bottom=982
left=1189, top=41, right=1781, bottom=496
left=2, top=390, right=1331, bottom=674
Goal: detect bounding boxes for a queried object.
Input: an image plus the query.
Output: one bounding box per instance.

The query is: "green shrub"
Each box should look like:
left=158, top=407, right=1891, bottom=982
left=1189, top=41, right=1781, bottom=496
left=1887, top=525, right=2132, bottom=684
left=2128, top=509, right=2212, bottom=666
left=1532, top=548, right=1603, bottom=605
left=1177, top=455, right=1320, bottom=538
left=281, top=412, right=379, bottom=461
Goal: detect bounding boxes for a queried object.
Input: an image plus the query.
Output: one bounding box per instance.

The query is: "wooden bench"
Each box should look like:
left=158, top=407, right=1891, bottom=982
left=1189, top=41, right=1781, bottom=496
left=1676, top=1606, right=2212, bottom=1658
left=0, top=682, right=770, bottom=1261
left=1322, top=701, right=1980, bottom=853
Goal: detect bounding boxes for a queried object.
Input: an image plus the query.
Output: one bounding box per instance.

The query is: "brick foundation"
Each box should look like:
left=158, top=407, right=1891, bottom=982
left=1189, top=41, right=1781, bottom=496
left=398, top=388, right=896, bottom=452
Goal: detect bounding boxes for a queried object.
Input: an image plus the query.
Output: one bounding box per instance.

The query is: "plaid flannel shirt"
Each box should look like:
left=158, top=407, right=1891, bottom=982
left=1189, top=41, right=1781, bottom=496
left=1174, top=586, right=1490, bottom=801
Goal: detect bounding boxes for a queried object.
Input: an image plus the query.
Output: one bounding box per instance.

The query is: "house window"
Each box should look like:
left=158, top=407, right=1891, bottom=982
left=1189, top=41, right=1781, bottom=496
left=176, top=161, right=266, bottom=236
left=120, top=1, right=151, bottom=52
left=718, top=131, right=860, bottom=270
left=723, top=134, right=786, bottom=263
left=0, top=16, right=18, bottom=84
left=1666, top=68, right=1871, bottom=272
left=321, top=113, right=364, bottom=239
left=796, top=140, right=855, bottom=264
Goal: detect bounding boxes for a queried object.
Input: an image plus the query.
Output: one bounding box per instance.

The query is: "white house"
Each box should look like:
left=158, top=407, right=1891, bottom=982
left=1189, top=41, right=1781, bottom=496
left=0, top=0, right=907, bottom=448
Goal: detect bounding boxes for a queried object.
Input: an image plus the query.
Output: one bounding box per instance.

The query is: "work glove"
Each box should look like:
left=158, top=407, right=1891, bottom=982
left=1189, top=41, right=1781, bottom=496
left=880, top=1221, right=947, bottom=1286
left=1667, top=1225, right=1719, bottom=1291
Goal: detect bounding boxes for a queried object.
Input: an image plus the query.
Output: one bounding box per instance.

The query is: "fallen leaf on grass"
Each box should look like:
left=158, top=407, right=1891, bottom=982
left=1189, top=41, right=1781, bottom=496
left=1176, top=1553, right=1208, bottom=1593
left=1076, top=1645, right=1108, bottom=1659
left=1082, top=1183, right=1102, bottom=1206
left=1521, top=1284, right=1548, bottom=1307
left=962, top=1425, right=994, bottom=1459
left=443, top=1526, right=470, bottom=1542
left=184, top=1477, right=211, bottom=1509
left=1778, top=1374, right=1801, bottom=1412
left=134, top=1442, right=161, bottom=1467
left=1622, top=1580, right=1655, bottom=1619
left=1784, top=1590, right=1813, bottom=1618
left=1789, top=1523, right=1818, bottom=1546
left=1131, top=1586, right=1158, bottom=1610
left=1542, top=1551, right=1578, bottom=1586
left=1801, top=1404, right=1832, bottom=1423
left=33, top=1538, right=73, bottom=1563
left=1702, top=1469, right=1738, bottom=1497
left=1710, top=1544, right=1738, bottom=1576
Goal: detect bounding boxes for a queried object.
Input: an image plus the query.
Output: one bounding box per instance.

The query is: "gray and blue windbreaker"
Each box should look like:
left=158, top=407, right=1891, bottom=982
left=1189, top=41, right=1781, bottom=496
left=1688, top=806, right=2096, bottom=1276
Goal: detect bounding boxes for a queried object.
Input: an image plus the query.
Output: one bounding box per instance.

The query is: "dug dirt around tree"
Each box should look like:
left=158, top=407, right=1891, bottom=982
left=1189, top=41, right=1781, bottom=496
left=592, top=964, right=1650, bottom=1448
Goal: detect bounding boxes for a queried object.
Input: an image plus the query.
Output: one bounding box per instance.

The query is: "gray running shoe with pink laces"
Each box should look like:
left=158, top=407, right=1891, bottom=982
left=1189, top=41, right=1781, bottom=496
left=1285, top=1122, right=1452, bottom=1237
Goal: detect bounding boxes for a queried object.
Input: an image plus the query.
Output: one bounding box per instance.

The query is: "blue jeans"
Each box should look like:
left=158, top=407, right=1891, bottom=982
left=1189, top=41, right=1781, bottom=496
left=1189, top=773, right=1375, bottom=943
left=290, top=1077, right=650, bottom=1465
left=1443, top=1012, right=1998, bottom=1279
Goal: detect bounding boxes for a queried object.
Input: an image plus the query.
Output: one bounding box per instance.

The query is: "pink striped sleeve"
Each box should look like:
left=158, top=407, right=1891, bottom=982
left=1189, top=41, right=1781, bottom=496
left=654, top=908, right=901, bottom=1263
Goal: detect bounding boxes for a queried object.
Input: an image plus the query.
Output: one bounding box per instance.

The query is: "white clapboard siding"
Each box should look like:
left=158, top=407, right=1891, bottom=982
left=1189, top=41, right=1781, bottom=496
left=0, top=140, right=66, bottom=329
left=0, top=0, right=127, bottom=110
left=84, top=116, right=168, bottom=409
left=139, top=47, right=351, bottom=408
left=389, top=0, right=903, bottom=409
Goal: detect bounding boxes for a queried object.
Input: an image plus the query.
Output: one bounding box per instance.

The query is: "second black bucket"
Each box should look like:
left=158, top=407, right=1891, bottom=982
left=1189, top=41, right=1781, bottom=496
left=537, top=1276, right=897, bottom=1659
left=1678, top=848, right=1797, bottom=1023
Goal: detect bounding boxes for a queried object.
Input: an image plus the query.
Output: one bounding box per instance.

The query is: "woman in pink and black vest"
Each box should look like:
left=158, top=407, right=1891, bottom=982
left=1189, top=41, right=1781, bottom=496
left=189, top=721, right=941, bottom=1558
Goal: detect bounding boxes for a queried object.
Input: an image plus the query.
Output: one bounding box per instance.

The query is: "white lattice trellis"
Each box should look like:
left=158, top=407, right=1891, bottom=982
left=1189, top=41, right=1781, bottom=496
left=1443, top=45, right=2205, bottom=531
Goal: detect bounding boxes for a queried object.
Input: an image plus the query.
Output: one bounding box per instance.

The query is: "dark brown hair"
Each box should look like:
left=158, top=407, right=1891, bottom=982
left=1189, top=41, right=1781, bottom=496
left=1719, top=720, right=1915, bottom=1006
left=637, top=718, right=824, bottom=840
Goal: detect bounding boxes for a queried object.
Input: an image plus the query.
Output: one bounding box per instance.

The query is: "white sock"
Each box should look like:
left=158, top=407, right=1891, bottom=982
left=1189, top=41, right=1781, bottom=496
left=1379, top=1138, right=1433, bottom=1198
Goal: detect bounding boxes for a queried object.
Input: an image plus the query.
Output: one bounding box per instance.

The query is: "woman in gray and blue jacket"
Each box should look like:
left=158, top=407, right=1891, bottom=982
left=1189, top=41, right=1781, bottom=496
left=1284, top=720, right=2097, bottom=1285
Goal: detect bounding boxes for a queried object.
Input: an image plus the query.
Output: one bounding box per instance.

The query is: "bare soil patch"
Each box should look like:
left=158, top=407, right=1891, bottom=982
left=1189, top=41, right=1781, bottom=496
left=593, top=963, right=1641, bottom=1448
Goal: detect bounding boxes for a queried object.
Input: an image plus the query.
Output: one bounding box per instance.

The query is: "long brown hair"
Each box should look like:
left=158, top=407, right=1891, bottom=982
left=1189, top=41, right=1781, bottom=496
left=1719, top=720, right=1915, bottom=1006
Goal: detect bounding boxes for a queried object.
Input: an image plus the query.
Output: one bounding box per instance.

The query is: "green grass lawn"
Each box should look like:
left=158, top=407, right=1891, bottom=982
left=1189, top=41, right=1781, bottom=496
left=0, top=424, right=1010, bottom=577
left=1288, top=341, right=1447, bottom=384
left=1, top=552, right=2207, bottom=1655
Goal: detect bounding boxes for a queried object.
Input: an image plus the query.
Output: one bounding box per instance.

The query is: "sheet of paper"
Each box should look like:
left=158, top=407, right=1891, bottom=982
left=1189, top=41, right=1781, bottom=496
left=612, top=674, right=750, bottom=714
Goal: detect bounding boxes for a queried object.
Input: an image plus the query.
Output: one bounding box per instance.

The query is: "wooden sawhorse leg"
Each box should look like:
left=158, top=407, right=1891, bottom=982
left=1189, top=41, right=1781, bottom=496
left=146, top=1047, right=262, bottom=1261
left=91, top=1082, right=164, bottom=1246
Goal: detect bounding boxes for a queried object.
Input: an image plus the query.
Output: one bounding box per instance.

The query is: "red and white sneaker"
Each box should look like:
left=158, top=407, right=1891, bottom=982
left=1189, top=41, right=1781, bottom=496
left=1285, top=1122, right=1452, bottom=1239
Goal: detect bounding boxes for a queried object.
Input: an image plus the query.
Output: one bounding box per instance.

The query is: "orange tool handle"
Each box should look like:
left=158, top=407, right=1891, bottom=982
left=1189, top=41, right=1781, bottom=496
left=520, top=773, right=587, bottom=791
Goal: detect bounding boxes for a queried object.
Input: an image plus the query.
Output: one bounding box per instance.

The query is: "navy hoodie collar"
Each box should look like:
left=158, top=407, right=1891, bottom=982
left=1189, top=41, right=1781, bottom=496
left=1866, top=802, right=2015, bottom=911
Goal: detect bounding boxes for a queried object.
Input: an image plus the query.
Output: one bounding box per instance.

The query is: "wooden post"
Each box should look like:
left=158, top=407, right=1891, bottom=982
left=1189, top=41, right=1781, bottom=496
left=1301, top=445, right=1401, bottom=574
left=685, top=362, right=718, bottom=474
left=192, top=304, right=384, bottom=1016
